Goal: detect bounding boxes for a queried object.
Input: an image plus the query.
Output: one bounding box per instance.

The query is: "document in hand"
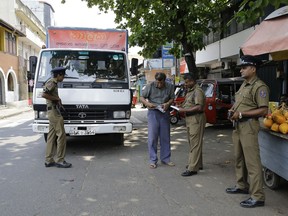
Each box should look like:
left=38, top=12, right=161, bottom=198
left=170, top=105, right=179, bottom=111
left=155, top=105, right=165, bottom=113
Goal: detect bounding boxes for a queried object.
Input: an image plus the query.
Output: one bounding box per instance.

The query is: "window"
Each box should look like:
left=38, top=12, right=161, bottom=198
left=5, top=31, right=17, bottom=55
left=38, top=50, right=128, bottom=84
left=201, top=83, right=214, bottom=98
left=7, top=73, right=14, bottom=91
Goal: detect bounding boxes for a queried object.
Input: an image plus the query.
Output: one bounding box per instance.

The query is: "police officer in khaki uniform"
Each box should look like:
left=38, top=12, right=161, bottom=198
left=226, top=55, right=269, bottom=208
left=42, top=67, right=72, bottom=168
left=177, top=73, right=206, bottom=176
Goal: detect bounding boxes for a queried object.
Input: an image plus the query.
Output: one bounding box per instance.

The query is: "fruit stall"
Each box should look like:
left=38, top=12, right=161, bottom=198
left=240, top=6, right=288, bottom=190
left=260, top=104, right=288, bottom=189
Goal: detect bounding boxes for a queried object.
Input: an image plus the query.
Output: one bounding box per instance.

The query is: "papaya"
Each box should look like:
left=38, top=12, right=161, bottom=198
left=271, top=123, right=279, bottom=132
left=279, top=123, right=288, bottom=135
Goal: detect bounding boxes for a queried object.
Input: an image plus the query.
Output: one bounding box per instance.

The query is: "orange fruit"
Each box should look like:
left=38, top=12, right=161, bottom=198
left=263, top=117, right=273, bottom=128
left=279, top=123, right=288, bottom=134
left=271, top=123, right=279, bottom=132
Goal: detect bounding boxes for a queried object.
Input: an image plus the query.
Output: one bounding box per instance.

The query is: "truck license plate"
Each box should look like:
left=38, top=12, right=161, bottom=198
left=69, top=129, right=95, bottom=136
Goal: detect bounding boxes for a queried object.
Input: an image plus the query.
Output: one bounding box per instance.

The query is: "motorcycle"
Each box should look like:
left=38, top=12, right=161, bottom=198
left=170, top=108, right=185, bottom=125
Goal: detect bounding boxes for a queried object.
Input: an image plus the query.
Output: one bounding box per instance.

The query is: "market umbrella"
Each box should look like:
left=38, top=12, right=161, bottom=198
left=241, top=6, right=288, bottom=61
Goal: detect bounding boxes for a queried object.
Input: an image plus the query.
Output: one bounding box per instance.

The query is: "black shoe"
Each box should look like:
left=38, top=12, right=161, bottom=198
left=55, top=161, right=72, bottom=168
left=226, top=186, right=249, bottom=194
left=186, top=165, right=203, bottom=170
left=45, top=162, right=56, bottom=167
left=240, top=197, right=265, bottom=208
left=181, top=170, right=197, bottom=177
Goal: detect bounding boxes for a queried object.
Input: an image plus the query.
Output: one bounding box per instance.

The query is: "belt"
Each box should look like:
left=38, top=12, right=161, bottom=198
left=186, top=111, right=203, bottom=117
left=47, top=106, right=56, bottom=110
left=238, top=117, right=258, bottom=123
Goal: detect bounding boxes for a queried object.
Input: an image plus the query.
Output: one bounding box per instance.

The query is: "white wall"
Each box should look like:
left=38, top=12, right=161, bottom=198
left=196, top=27, right=257, bottom=65
left=0, top=0, right=17, bottom=24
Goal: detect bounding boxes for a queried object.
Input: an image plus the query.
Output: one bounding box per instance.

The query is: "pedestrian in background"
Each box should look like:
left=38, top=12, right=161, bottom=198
left=177, top=73, right=206, bottom=177
left=42, top=67, right=72, bottom=168
left=140, top=72, right=175, bottom=169
left=226, top=55, right=269, bottom=208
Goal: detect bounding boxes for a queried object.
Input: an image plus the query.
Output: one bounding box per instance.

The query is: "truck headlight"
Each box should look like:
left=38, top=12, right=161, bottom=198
left=38, top=111, right=48, bottom=119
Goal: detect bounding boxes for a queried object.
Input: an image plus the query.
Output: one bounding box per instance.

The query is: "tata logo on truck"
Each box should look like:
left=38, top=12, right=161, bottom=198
left=76, top=104, right=89, bottom=109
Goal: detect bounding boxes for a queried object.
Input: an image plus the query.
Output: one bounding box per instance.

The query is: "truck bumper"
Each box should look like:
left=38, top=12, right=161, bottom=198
left=32, top=122, right=133, bottom=135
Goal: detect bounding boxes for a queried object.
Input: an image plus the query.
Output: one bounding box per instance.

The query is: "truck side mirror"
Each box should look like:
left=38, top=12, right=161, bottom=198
left=29, top=56, right=37, bottom=75
left=130, top=58, right=139, bottom=75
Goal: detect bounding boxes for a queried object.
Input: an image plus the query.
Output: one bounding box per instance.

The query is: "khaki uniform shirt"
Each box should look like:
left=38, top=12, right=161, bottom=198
left=233, top=76, right=269, bottom=112
left=182, top=84, right=205, bottom=110
left=43, top=78, right=58, bottom=107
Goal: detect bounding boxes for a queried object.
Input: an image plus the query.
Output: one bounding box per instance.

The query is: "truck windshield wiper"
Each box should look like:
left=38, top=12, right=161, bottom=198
left=64, top=76, right=79, bottom=79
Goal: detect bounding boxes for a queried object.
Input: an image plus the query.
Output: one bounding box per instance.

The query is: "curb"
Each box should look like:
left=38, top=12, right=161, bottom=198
left=0, top=108, right=33, bottom=119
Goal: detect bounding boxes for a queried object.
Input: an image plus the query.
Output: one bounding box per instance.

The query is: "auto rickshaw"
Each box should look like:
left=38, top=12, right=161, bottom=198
left=170, top=77, right=244, bottom=125
left=199, top=77, right=244, bottom=124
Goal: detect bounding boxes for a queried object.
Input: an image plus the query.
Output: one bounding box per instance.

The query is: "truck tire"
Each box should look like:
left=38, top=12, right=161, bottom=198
left=44, top=133, right=48, bottom=142
left=113, top=133, right=124, bottom=146
left=263, top=167, right=280, bottom=190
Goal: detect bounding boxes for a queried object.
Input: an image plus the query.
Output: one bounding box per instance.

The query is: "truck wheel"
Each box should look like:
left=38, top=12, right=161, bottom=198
left=263, top=167, right=280, bottom=189
left=113, top=133, right=124, bottom=146
left=170, top=116, right=178, bottom=125
left=44, top=133, right=48, bottom=142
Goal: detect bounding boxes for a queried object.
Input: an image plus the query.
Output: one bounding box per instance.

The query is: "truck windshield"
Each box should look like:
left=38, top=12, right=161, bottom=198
left=37, top=50, right=128, bottom=83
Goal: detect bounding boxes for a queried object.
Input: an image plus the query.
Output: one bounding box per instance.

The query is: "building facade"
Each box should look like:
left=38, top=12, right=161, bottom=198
left=195, top=4, right=284, bottom=101
left=0, top=0, right=54, bottom=106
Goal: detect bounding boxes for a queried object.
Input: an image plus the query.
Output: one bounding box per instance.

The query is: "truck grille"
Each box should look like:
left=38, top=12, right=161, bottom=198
left=61, top=107, right=109, bottom=120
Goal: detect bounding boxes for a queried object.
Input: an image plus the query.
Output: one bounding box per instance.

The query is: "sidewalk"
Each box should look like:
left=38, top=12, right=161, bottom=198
left=0, top=101, right=32, bottom=119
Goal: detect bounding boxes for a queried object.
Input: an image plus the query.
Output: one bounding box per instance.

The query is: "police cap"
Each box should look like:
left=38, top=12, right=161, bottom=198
left=238, top=55, right=262, bottom=68
left=51, top=67, right=67, bottom=75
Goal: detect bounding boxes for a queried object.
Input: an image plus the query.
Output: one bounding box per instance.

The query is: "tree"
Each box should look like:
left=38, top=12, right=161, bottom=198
left=61, top=0, right=229, bottom=76
left=61, top=0, right=286, bottom=76
left=233, top=0, right=287, bottom=24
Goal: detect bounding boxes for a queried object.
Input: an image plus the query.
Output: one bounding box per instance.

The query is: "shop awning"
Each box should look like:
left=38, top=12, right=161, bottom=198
left=241, top=6, right=288, bottom=61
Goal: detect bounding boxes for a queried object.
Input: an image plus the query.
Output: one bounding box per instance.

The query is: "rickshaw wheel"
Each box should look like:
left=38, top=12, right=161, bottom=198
left=263, top=167, right=280, bottom=190
left=170, top=115, right=179, bottom=125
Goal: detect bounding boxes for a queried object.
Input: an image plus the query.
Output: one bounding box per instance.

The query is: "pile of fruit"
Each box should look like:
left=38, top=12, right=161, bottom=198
left=263, top=103, right=288, bottom=135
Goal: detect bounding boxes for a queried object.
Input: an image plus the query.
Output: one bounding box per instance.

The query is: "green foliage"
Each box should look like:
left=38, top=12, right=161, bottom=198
left=71, top=0, right=229, bottom=61
left=233, top=0, right=287, bottom=24
left=61, top=0, right=286, bottom=74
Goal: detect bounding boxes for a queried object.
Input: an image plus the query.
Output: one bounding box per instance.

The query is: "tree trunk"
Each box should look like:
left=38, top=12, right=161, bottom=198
left=181, top=40, right=198, bottom=78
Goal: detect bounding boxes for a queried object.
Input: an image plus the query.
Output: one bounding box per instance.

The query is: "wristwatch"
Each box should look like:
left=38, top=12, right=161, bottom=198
left=239, top=112, right=242, bottom=119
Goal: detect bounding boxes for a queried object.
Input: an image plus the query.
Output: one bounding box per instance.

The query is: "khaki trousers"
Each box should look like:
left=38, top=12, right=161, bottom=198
left=185, top=113, right=206, bottom=171
left=45, top=108, right=66, bottom=163
left=232, top=119, right=265, bottom=201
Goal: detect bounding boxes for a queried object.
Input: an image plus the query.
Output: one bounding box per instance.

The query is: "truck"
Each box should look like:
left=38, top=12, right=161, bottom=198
left=30, top=27, right=138, bottom=145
